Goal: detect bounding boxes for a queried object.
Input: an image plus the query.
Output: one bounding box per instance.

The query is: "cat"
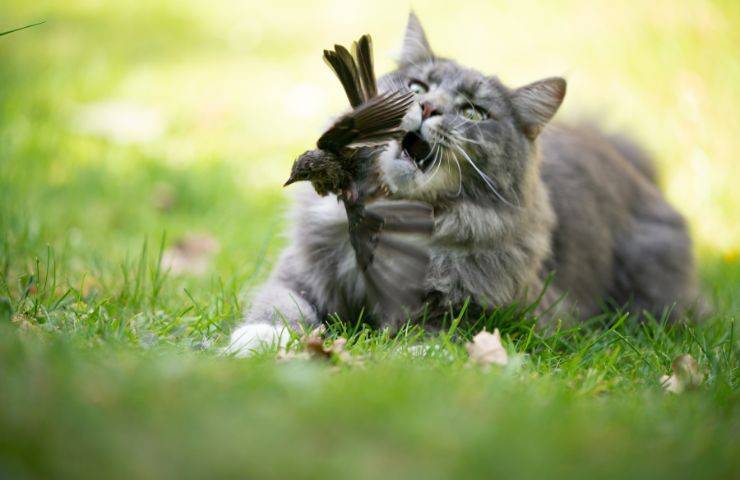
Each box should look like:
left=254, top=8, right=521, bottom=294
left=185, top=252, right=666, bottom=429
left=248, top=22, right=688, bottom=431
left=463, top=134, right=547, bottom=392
left=226, top=12, right=704, bottom=355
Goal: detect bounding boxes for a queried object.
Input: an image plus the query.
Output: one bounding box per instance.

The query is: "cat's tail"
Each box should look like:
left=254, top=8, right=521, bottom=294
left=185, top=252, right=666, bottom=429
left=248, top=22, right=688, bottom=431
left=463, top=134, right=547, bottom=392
left=605, top=133, right=658, bottom=184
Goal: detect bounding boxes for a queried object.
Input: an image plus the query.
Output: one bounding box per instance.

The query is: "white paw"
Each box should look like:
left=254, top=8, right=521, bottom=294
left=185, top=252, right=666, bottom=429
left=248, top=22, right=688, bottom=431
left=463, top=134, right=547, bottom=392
left=224, top=323, right=290, bottom=357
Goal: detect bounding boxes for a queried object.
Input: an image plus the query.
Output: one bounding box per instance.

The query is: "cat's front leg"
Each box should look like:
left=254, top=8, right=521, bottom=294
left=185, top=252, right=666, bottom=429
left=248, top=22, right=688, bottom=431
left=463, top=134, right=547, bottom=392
left=227, top=187, right=349, bottom=356
left=226, top=267, right=320, bottom=357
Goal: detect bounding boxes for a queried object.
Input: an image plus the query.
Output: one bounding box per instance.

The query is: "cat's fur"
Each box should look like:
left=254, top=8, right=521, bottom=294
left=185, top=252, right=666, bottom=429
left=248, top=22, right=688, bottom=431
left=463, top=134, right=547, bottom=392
left=227, top=13, right=703, bottom=355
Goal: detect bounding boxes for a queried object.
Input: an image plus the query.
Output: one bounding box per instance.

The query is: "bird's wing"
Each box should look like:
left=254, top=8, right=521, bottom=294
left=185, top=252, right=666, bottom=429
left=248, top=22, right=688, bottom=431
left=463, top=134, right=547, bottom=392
left=346, top=199, right=434, bottom=324
left=323, top=45, right=364, bottom=108
left=353, top=34, right=377, bottom=101
left=317, top=90, right=414, bottom=152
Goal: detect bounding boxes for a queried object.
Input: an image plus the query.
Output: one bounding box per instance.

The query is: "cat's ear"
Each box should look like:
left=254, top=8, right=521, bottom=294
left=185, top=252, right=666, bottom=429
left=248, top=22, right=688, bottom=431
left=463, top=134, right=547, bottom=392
left=511, top=77, right=566, bottom=140
left=399, top=11, right=434, bottom=66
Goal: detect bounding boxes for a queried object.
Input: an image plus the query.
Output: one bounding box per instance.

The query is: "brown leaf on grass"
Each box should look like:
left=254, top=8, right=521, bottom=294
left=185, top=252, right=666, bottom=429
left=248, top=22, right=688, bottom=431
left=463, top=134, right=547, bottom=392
left=301, top=325, right=327, bottom=357
left=660, top=354, right=704, bottom=394
left=275, top=325, right=356, bottom=365
left=161, top=233, right=220, bottom=275
left=299, top=326, right=351, bottom=362
left=466, top=328, right=508, bottom=367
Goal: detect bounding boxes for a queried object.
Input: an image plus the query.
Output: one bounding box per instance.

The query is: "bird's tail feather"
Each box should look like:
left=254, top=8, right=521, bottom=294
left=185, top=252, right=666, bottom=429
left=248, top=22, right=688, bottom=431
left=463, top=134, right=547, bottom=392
left=354, top=34, right=377, bottom=101
left=323, top=45, right=364, bottom=108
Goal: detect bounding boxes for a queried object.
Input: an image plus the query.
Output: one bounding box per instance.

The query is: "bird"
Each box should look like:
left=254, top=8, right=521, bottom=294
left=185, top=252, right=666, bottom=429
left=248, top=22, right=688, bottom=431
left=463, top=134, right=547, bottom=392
left=282, top=89, right=415, bottom=197
left=283, top=34, right=435, bottom=327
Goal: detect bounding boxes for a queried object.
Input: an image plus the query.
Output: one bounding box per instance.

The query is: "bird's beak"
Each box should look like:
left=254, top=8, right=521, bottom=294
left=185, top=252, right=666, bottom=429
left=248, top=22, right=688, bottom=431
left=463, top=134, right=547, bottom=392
left=283, top=176, right=296, bottom=187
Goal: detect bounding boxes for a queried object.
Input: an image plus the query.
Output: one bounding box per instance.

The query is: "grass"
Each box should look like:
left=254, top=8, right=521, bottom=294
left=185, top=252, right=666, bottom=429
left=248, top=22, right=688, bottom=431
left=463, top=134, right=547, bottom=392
left=0, top=0, right=738, bottom=478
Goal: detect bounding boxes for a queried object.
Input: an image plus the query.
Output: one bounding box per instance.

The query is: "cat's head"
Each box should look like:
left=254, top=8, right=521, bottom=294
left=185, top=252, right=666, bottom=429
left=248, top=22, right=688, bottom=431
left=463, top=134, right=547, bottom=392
left=376, top=13, right=566, bottom=206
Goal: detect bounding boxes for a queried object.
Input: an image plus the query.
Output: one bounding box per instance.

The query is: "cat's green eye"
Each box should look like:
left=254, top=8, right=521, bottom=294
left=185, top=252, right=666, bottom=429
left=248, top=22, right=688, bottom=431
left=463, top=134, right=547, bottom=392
left=461, top=106, right=488, bottom=121
left=408, top=80, right=428, bottom=95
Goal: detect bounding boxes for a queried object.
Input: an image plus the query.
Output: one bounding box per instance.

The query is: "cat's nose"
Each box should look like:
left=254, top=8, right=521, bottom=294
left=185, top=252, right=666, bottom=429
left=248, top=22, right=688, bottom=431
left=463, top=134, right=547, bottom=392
left=421, top=102, right=440, bottom=120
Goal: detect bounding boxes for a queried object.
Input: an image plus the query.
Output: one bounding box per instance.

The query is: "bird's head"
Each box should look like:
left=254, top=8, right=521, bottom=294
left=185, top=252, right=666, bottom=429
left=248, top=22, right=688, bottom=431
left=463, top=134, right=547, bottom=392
left=283, top=151, right=319, bottom=187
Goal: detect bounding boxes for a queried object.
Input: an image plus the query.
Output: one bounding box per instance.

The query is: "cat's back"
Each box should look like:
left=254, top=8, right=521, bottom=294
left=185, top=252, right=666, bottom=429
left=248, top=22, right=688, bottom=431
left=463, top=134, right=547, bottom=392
left=537, top=124, right=697, bottom=317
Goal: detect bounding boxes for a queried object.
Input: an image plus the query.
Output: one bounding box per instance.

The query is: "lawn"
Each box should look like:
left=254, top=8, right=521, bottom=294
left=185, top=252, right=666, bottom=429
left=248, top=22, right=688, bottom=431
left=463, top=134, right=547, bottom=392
left=0, top=1, right=738, bottom=478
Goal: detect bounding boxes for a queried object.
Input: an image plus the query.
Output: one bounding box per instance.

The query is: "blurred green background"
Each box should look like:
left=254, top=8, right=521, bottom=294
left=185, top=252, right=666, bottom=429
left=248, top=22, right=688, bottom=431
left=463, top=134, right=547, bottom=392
left=2, top=0, right=739, bottom=266
left=0, top=2, right=738, bottom=478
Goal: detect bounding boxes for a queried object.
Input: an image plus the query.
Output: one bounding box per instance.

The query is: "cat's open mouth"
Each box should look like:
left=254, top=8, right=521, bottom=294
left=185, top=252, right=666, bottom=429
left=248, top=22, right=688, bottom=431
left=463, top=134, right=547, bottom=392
left=401, top=131, right=433, bottom=171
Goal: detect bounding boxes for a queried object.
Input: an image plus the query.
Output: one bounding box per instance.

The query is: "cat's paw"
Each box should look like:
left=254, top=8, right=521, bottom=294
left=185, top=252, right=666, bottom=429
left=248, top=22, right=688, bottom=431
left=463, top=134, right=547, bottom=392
left=224, top=323, right=290, bottom=357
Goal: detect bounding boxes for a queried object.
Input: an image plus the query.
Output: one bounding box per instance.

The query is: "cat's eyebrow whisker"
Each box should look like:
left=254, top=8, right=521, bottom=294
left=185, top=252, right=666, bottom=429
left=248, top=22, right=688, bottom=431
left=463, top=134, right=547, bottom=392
left=457, top=90, right=479, bottom=111
left=450, top=92, right=492, bottom=141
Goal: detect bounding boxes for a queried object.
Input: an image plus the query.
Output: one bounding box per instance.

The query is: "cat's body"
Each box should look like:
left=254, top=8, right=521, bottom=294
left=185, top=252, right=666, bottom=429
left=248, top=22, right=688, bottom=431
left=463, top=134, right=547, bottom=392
left=227, top=14, right=702, bottom=354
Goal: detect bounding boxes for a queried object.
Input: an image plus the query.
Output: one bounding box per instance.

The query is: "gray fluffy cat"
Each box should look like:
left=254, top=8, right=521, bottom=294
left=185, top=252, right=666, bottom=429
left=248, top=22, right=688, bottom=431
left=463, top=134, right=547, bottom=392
left=227, top=13, right=703, bottom=354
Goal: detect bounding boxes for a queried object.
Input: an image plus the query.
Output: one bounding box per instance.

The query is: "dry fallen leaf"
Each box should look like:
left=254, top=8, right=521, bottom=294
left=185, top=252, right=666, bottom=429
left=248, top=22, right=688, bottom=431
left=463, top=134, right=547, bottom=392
left=161, top=233, right=220, bottom=275
left=466, top=328, right=509, bottom=367
left=276, top=325, right=358, bottom=366
left=660, top=354, right=704, bottom=393
left=300, top=326, right=352, bottom=362
left=302, top=326, right=329, bottom=358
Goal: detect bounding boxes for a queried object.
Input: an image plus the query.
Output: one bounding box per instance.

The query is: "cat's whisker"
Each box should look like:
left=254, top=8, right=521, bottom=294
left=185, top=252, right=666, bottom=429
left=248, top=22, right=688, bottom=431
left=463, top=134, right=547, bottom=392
left=440, top=148, right=462, bottom=198
left=416, top=139, right=438, bottom=165
left=457, top=90, right=477, bottom=109
left=450, top=130, right=486, bottom=146
left=431, top=135, right=465, bottom=197
left=437, top=115, right=488, bottom=147
left=428, top=147, right=444, bottom=182
left=419, top=145, right=438, bottom=186
left=450, top=120, right=489, bottom=147
left=451, top=150, right=464, bottom=197
left=451, top=141, right=519, bottom=208
left=450, top=92, right=493, bottom=144
left=420, top=143, right=443, bottom=187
